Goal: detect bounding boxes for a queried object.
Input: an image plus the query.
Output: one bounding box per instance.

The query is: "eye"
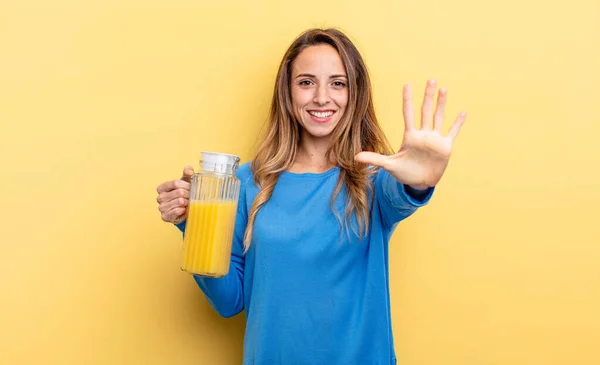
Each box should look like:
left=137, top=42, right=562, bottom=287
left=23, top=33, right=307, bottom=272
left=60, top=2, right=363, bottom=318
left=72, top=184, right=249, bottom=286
left=332, top=81, right=346, bottom=88
left=298, top=80, right=314, bottom=86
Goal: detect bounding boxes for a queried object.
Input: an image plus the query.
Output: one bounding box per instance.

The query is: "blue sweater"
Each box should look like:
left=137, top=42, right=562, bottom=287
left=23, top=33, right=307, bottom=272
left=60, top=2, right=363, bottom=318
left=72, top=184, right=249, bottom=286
left=176, top=163, right=433, bottom=365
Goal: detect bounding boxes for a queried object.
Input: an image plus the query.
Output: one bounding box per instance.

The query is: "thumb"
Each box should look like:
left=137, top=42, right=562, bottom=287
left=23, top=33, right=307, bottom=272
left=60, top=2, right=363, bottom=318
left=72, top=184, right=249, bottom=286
left=181, top=165, right=195, bottom=182
left=354, top=152, right=388, bottom=168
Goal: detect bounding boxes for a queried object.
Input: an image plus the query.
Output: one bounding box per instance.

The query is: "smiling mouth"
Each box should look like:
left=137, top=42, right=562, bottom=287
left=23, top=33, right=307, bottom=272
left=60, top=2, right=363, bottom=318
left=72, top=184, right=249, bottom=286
left=307, top=110, right=336, bottom=123
left=308, top=110, right=335, bottom=118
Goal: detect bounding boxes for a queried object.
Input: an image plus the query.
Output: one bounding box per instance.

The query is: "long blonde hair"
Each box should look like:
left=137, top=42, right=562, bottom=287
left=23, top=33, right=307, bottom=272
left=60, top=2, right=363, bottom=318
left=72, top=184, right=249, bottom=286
left=243, top=28, right=393, bottom=251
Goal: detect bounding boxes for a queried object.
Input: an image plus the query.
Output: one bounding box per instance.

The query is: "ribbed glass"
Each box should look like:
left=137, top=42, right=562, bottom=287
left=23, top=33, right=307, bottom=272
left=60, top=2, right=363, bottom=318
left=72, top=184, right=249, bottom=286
left=181, top=153, right=241, bottom=277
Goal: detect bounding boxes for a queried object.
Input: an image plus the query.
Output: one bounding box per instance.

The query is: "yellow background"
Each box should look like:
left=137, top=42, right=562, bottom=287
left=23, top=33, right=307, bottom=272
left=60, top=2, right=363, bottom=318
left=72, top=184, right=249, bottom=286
left=1, top=0, right=599, bottom=364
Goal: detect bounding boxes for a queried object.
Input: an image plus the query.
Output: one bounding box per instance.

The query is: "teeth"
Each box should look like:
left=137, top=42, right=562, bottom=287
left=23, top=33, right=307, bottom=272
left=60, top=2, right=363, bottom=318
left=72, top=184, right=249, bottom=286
left=309, top=111, right=333, bottom=118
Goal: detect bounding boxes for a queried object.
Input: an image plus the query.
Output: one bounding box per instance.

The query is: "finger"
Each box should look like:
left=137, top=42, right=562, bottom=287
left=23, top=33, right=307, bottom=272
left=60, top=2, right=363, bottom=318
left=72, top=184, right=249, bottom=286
left=157, top=179, right=190, bottom=194
left=354, top=152, right=389, bottom=168
left=433, top=88, right=447, bottom=132
left=448, top=111, right=467, bottom=140
left=421, top=79, right=437, bottom=130
left=181, top=165, right=194, bottom=183
left=161, top=207, right=187, bottom=223
left=157, top=187, right=190, bottom=204
left=403, top=84, right=415, bottom=131
left=158, top=196, right=189, bottom=214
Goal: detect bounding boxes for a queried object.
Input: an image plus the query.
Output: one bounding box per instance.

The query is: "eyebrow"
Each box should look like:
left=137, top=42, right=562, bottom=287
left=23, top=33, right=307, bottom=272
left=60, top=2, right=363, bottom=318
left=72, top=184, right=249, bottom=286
left=295, top=73, right=348, bottom=79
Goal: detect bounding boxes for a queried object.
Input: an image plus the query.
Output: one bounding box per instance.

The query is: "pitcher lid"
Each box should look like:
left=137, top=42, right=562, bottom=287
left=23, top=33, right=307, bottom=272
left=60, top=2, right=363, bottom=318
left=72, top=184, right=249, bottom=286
left=200, top=151, right=240, bottom=174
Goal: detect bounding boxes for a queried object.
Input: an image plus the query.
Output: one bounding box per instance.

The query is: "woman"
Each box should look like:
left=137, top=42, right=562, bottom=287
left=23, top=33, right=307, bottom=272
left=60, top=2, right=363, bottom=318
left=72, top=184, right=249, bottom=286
left=156, top=28, right=465, bottom=365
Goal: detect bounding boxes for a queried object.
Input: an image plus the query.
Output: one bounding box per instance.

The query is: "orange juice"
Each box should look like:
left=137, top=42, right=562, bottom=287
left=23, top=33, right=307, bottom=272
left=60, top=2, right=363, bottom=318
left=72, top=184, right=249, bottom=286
left=181, top=200, right=238, bottom=277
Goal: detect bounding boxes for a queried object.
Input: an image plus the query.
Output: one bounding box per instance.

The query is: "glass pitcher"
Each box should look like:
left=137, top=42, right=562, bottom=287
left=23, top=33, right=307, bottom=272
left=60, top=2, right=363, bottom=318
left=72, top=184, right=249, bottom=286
left=181, top=152, right=241, bottom=277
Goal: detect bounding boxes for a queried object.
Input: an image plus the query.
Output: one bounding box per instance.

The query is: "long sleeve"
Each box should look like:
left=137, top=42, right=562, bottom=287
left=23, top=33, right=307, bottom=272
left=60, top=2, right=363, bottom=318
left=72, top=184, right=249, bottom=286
left=175, top=176, right=249, bottom=318
left=374, top=168, right=435, bottom=231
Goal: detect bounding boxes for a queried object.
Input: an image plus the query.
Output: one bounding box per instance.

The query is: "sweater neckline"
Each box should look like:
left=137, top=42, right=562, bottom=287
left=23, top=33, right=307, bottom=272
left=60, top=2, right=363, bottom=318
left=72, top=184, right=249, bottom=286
left=280, top=166, right=340, bottom=179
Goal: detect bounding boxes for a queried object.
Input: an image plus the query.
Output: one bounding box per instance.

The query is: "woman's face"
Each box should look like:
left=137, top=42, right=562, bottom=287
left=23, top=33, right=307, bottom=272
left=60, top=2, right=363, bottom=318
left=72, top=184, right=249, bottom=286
left=290, top=44, right=349, bottom=141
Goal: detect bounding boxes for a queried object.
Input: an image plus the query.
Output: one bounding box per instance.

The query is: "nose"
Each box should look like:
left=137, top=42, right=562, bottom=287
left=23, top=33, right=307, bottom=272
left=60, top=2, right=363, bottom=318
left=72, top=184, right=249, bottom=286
left=313, top=84, right=330, bottom=106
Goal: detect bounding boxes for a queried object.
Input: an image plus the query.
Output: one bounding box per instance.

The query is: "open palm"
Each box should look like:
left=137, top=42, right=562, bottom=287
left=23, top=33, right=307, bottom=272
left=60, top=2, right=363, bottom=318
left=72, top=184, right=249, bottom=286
left=355, top=80, right=466, bottom=190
